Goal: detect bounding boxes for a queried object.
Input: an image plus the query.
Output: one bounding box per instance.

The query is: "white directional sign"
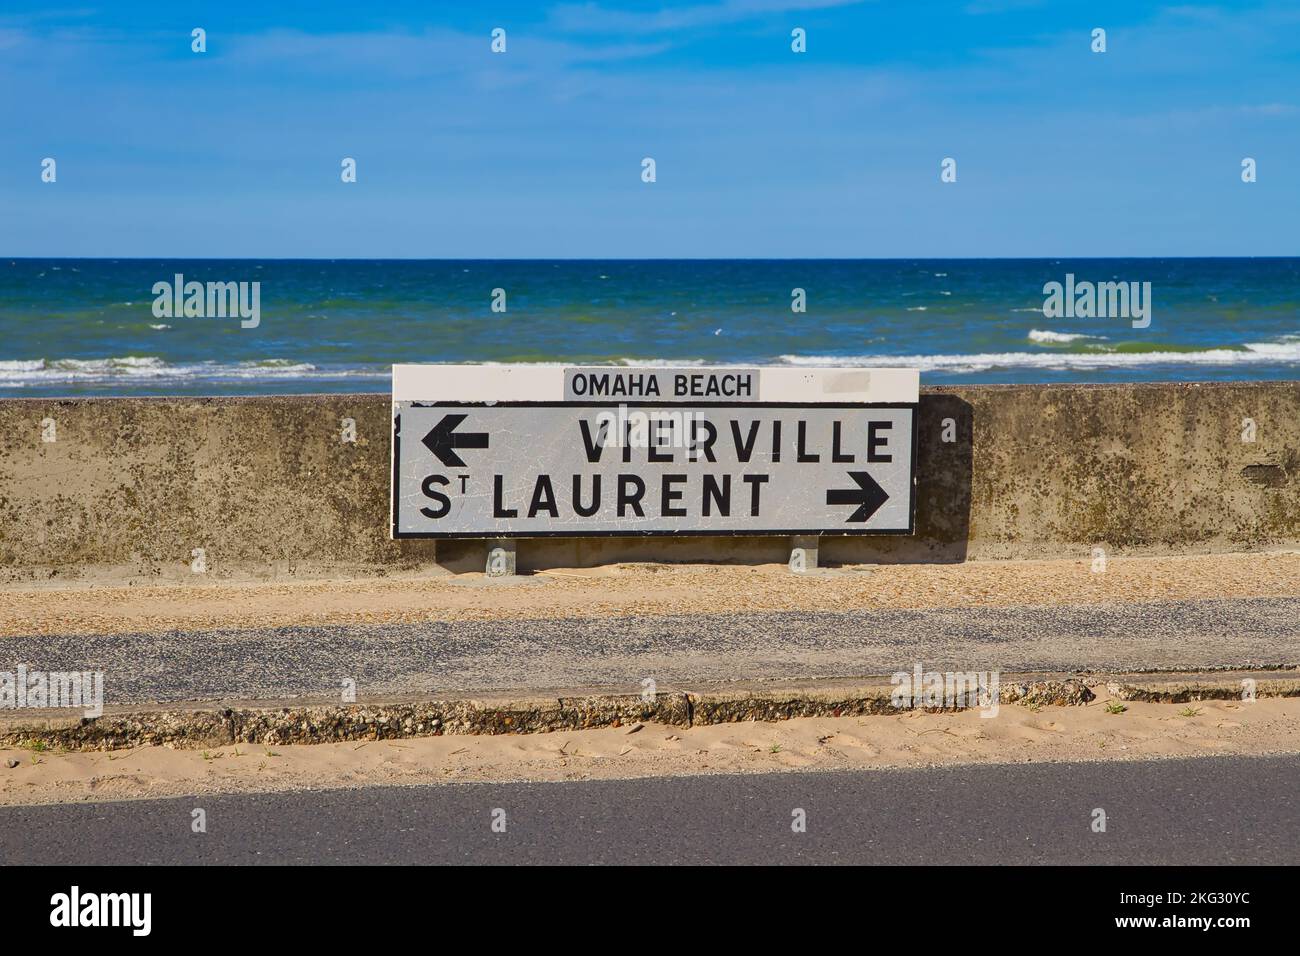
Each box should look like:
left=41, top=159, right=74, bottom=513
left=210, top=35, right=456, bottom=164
left=392, top=365, right=918, bottom=538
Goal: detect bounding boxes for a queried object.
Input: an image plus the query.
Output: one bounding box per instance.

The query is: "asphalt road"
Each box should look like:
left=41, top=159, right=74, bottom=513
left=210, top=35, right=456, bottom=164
left=1, top=597, right=1298, bottom=705
left=2, top=754, right=1296, bottom=864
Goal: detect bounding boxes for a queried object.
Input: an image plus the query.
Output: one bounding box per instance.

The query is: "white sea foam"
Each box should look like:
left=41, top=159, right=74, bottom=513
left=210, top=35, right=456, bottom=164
left=0, top=357, right=388, bottom=387
left=779, top=340, right=1300, bottom=373
left=1027, top=329, right=1106, bottom=344
left=468, top=359, right=712, bottom=369
left=0, top=360, right=48, bottom=372
left=617, top=357, right=710, bottom=367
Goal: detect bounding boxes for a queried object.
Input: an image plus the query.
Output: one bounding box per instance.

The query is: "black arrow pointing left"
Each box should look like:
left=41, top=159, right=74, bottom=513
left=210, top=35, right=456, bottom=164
left=422, top=413, right=489, bottom=468
left=826, top=471, right=889, bottom=523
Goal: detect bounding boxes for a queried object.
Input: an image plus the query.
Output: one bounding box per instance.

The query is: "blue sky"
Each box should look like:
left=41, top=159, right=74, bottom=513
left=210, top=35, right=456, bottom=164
left=1, top=1, right=1297, bottom=257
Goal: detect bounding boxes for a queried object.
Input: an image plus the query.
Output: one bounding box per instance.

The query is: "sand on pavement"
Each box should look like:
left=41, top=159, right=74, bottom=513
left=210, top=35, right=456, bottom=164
left=3, top=690, right=1297, bottom=807
left=4, top=551, right=1300, bottom=638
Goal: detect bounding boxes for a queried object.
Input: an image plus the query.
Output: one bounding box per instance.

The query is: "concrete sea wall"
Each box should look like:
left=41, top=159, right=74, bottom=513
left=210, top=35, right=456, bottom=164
left=1, top=382, right=1297, bottom=583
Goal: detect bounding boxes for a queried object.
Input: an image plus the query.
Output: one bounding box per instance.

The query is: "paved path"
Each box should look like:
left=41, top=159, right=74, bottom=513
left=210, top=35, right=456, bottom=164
left=1, top=597, right=1297, bottom=705
left=2, top=754, right=1296, bottom=864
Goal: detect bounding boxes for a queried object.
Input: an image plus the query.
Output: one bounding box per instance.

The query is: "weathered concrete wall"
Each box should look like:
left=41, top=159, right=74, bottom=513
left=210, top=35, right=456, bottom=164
left=1, top=383, right=1296, bottom=583
left=0, top=395, right=433, bottom=584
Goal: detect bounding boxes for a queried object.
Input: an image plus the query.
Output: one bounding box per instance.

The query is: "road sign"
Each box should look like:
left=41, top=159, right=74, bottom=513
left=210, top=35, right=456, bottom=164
left=392, top=365, right=918, bottom=539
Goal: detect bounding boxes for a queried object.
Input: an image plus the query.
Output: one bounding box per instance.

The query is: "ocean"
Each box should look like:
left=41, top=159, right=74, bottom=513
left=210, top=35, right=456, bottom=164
left=2, top=258, right=1298, bottom=396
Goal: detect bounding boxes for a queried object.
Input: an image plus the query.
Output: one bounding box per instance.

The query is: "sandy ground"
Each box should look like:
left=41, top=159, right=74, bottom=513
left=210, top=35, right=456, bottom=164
left=4, top=551, right=1300, bottom=637
left=4, top=692, right=1298, bottom=807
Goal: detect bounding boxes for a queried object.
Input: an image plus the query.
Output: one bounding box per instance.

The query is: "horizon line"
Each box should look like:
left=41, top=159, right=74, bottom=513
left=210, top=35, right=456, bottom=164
left=5, top=255, right=1300, bottom=263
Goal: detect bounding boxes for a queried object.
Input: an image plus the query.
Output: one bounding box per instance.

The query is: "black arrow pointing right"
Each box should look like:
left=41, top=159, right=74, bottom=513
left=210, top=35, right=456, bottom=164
left=826, top=471, right=889, bottom=523
left=422, top=413, right=489, bottom=468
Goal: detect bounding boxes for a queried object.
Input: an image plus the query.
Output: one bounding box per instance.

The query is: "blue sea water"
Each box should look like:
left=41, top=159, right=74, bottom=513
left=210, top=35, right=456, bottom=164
left=1, top=258, right=1298, bottom=396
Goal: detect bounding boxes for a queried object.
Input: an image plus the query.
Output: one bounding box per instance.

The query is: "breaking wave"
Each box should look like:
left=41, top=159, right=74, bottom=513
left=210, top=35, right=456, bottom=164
left=779, top=340, right=1300, bottom=373
left=0, top=357, right=388, bottom=387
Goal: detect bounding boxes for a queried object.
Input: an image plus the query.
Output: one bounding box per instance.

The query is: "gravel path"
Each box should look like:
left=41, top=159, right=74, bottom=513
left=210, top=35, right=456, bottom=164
left=2, top=596, right=1297, bottom=706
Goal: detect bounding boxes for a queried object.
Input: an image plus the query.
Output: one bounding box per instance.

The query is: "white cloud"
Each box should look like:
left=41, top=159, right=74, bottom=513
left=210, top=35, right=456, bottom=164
left=548, top=0, right=869, bottom=33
